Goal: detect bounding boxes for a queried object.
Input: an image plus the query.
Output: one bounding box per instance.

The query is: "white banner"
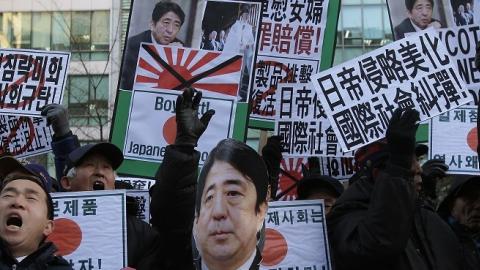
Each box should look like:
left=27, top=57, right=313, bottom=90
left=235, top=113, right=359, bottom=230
left=429, top=105, right=479, bottom=174
left=274, top=82, right=352, bottom=157
left=116, top=176, right=156, bottom=191
left=0, top=48, right=70, bottom=116
left=48, top=190, right=127, bottom=270
left=126, top=190, right=150, bottom=223
left=261, top=200, right=331, bottom=270
left=250, top=0, right=330, bottom=121
left=312, top=29, right=471, bottom=152
left=124, top=89, right=236, bottom=164
left=0, top=115, right=53, bottom=158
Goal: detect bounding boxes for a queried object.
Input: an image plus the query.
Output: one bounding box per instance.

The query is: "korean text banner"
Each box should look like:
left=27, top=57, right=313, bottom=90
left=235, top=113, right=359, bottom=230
left=311, top=29, right=471, bottom=152
left=0, top=115, right=53, bottom=158
left=251, top=0, right=329, bottom=121
left=261, top=200, right=331, bottom=270
left=0, top=48, right=70, bottom=117
left=134, top=43, right=242, bottom=97
left=429, top=106, right=479, bottom=174
left=274, top=82, right=352, bottom=157
left=124, top=88, right=236, bottom=164
left=48, top=190, right=127, bottom=270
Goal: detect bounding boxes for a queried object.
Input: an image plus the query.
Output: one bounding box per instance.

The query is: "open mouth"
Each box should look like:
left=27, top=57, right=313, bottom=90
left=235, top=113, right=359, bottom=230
left=6, top=215, right=22, bottom=228
left=93, top=181, right=105, bottom=190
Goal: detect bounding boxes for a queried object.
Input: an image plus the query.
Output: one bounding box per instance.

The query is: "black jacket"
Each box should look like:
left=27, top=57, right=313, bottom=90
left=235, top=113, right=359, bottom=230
left=150, top=145, right=199, bottom=270
left=327, top=163, right=462, bottom=270
left=0, top=241, right=71, bottom=270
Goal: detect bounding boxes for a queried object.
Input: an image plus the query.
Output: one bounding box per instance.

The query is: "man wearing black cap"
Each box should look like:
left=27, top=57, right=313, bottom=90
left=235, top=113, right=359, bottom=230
left=296, top=157, right=344, bottom=215
left=0, top=156, right=72, bottom=269
left=437, top=175, right=480, bottom=270
left=327, top=108, right=462, bottom=270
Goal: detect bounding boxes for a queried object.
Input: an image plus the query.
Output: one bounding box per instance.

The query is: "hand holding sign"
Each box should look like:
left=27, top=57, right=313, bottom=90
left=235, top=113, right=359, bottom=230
left=175, top=88, right=215, bottom=147
left=386, top=108, right=419, bottom=169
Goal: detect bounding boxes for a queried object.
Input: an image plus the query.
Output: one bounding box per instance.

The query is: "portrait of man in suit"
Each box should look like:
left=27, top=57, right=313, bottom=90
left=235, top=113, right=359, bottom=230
left=393, top=0, right=443, bottom=40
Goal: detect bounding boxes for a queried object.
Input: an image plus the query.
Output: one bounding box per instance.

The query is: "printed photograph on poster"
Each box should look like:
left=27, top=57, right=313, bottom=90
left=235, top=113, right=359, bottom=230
left=200, top=0, right=262, bottom=101
left=387, top=0, right=454, bottom=40
left=120, top=0, right=198, bottom=90
left=449, top=0, right=475, bottom=26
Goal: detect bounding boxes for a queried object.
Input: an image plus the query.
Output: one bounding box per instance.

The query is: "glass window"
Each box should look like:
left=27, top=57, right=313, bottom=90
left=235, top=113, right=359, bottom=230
left=70, top=76, right=89, bottom=104
left=32, top=12, right=51, bottom=50
left=71, top=12, right=91, bottom=51
left=52, top=12, right=71, bottom=51
left=91, top=75, right=109, bottom=100
left=11, top=13, right=31, bottom=48
left=0, top=13, right=13, bottom=48
left=91, top=11, right=109, bottom=51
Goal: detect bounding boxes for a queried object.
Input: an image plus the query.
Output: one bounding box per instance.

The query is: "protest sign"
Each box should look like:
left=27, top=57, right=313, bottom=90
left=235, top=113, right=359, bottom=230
left=116, top=176, right=156, bottom=191
left=261, top=200, right=331, bottom=270
left=126, top=190, right=150, bottom=223
left=133, top=43, right=242, bottom=97
left=48, top=190, right=127, bottom=270
left=124, top=88, right=236, bottom=164
left=429, top=106, right=480, bottom=174
left=199, top=0, right=263, bottom=101
left=0, top=48, right=69, bottom=116
left=274, top=82, right=352, bottom=157
left=251, top=0, right=330, bottom=121
left=311, top=29, right=471, bottom=152
left=275, top=157, right=354, bottom=200
left=0, top=115, right=53, bottom=158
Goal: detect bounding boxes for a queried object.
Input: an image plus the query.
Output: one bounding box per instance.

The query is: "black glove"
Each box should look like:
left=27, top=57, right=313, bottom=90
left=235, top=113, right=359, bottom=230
left=386, top=108, right=420, bottom=168
left=421, top=159, right=448, bottom=199
left=175, top=88, right=215, bottom=147
left=262, top=136, right=282, bottom=200
left=41, top=104, right=71, bottom=137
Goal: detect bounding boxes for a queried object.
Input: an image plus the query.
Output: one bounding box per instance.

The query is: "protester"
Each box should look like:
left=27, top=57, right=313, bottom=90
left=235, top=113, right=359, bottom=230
left=0, top=156, right=71, bottom=269
left=261, top=135, right=282, bottom=201
left=43, top=104, right=160, bottom=269
left=328, top=108, right=463, bottom=270
left=296, top=157, right=344, bottom=215
left=120, top=1, right=186, bottom=90
left=149, top=87, right=215, bottom=270
left=437, top=175, right=480, bottom=270
left=193, top=139, right=269, bottom=270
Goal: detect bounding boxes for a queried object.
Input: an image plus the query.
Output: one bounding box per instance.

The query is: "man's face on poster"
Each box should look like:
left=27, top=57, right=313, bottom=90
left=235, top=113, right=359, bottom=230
left=193, top=160, right=267, bottom=268
left=150, top=11, right=182, bottom=45
left=408, top=0, right=433, bottom=29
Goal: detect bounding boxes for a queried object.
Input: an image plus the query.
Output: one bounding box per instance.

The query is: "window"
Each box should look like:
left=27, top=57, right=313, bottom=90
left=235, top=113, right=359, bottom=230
left=64, top=75, right=109, bottom=127
left=0, top=11, right=110, bottom=61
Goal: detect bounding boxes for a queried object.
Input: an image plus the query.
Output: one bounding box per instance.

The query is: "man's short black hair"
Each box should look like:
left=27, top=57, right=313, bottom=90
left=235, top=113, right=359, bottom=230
left=152, top=1, right=185, bottom=25
left=2, top=173, right=54, bottom=220
left=405, top=0, right=434, bottom=11
left=195, top=139, right=268, bottom=215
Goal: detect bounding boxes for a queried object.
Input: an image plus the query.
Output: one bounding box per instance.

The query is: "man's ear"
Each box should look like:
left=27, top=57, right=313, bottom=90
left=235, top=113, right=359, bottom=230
left=43, top=220, right=54, bottom=237
left=149, top=20, right=155, bottom=31
left=256, top=201, right=268, bottom=232
left=60, top=176, right=72, bottom=191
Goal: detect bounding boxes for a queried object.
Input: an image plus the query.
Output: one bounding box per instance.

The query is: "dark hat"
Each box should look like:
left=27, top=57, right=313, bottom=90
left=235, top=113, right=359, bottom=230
left=415, top=144, right=428, bottom=157
left=354, top=140, right=389, bottom=171
left=24, top=163, right=54, bottom=192
left=0, top=156, right=50, bottom=191
left=297, top=174, right=344, bottom=199
left=65, top=143, right=124, bottom=175
left=437, top=175, right=480, bottom=219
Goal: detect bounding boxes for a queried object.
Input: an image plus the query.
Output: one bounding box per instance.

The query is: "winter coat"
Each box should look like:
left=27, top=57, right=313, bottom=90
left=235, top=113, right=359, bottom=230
left=0, top=240, right=72, bottom=270
left=327, top=163, right=463, bottom=270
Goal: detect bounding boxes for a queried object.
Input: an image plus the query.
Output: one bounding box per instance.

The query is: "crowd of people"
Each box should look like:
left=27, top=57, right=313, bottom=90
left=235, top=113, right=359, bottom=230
left=0, top=0, right=479, bottom=269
